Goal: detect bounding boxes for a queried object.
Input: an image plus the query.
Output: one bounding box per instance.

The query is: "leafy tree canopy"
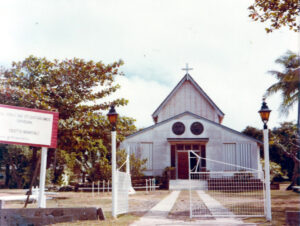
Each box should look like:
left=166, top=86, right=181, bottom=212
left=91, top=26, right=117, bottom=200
left=249, top=0, right=299, bottom=33
left=0, top=56, right=137, bottom=186
left=242, top=122, right=298, bottom=189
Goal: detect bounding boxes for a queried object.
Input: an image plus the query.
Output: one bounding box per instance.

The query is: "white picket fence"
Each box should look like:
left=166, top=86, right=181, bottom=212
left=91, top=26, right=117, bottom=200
left=78, top=180, right=112, bottom=196
left=145, top=178, right=156, bottom=193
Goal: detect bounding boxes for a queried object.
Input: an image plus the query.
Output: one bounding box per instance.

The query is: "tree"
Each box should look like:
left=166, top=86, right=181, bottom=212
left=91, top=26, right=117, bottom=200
left=0, top=144, right=33, bottom=188
left=242, top=124, right=293, bottom=183
left=266, top=51, right=300, bottom=187
left=116, top=149, right=147, bottom=178
left=271, top=122, right=299, bottom=189
left=266, top=51, right=299, bottom=116
left=0, top=55, right=136, bottom=186
left=248, top=0, right=299, bottom=33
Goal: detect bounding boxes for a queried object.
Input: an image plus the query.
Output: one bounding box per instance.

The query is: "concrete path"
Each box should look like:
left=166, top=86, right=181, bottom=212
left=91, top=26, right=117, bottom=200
left=196, top=190, right=234, bottom=216
left=130, top=190, right=256, bottom=226
left=130, top=191, right=180, bottom=226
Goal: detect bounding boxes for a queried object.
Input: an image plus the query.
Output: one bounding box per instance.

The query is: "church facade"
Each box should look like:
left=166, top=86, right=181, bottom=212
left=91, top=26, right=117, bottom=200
left=121, top=73, right=262, bottom=179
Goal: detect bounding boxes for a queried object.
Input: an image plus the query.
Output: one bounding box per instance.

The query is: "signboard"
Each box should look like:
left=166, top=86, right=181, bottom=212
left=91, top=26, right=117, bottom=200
left=0, top=104, right=59, bottom=148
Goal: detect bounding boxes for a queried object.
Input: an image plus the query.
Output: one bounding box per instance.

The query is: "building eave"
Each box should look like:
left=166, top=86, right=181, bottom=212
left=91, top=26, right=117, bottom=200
left=126, top=111, right=263, bottom=145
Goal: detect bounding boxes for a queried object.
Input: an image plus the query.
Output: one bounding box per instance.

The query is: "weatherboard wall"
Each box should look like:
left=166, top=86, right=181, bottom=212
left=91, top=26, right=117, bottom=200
left=121, top=113, right=260, bottom=176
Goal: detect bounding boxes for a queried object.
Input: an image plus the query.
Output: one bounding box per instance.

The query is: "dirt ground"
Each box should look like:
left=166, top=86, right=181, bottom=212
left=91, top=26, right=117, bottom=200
left=1, top=183, right=299, bottom=225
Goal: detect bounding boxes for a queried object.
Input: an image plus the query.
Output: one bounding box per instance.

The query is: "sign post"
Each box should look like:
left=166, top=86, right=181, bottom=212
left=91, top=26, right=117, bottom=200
left=0, top=104, right=58, bottom=208
left=38, top=147, right=48, bottom=208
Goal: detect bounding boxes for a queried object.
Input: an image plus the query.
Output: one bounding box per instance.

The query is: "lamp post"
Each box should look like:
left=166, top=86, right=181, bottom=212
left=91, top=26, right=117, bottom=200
left=107, top=105, right=118, bottom=218
left=258, top=98, right=272, bottom=221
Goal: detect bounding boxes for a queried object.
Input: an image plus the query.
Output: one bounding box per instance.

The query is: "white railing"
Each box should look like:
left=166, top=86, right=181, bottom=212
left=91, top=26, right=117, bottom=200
left=145, top=178, right=156, bottom=193
left=189, top=151, right=266, bottom=218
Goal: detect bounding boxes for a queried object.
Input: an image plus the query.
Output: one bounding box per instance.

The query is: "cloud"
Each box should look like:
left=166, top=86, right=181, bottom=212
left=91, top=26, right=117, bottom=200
left=110, top=75, right=171, bottom=128
left=0, top=0, right=298, bottom=131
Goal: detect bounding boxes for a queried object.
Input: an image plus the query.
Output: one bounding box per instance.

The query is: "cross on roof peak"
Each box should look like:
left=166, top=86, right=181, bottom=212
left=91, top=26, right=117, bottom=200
left=181, top=63, right=193, bottom=74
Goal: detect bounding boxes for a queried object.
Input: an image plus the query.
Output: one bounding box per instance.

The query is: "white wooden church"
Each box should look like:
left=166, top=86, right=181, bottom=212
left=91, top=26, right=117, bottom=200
left=121, top=69, right=262, bottom=179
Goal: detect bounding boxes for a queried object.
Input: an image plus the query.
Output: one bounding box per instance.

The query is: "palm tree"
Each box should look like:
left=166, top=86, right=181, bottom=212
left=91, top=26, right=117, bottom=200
left=266, top=50, right=300, bottom=188
left=267, top=51, right=299, bottom=114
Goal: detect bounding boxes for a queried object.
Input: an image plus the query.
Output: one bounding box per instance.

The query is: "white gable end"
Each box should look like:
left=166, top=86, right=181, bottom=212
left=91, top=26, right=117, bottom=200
left=158, top=80, right=219, bottom=123
left=152, top=74, right=224, bottom=124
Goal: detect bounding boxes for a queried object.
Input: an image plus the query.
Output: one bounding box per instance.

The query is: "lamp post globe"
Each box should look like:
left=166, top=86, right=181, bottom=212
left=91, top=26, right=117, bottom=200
left=107, top=105, right=118, bottom=131
left=258, top=98, right=271, bottom=129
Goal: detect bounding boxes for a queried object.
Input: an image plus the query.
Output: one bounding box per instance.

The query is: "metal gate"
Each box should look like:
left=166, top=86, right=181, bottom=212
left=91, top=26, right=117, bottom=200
left=189, top=151, right=266, bottom=218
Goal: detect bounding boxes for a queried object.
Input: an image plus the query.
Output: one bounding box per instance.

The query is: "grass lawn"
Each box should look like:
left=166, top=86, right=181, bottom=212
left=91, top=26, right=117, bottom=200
left=1, top=189, right=170, bottom=225
left=244, top=183, right=300, bottom=225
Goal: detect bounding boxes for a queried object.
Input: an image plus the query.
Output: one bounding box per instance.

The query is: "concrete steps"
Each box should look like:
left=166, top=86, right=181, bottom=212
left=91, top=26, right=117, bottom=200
left=169, top=179, right=207, bottom=190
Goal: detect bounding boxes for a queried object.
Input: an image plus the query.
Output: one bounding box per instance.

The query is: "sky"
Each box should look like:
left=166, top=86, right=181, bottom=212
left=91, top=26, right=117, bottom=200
left=0, top=0, right=298, bottom=132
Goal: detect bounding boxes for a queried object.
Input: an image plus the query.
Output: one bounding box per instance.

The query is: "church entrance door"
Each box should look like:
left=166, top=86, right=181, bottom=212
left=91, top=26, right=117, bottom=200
left=171, top=143, right=206, bottom=179
left=177, top=151, right=189, bottom=179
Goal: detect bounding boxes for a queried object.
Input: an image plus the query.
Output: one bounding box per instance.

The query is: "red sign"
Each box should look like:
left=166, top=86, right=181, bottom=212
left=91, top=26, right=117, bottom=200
left=0, top=104, right=59, bottom=148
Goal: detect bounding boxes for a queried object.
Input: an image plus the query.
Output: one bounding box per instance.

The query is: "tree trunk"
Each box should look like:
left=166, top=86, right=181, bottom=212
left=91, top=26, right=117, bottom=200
left=53, top=148, right=57, bottom=183
left=286, top=160, right=299, bottom=190
left=5, top=163, right=10, bottom=187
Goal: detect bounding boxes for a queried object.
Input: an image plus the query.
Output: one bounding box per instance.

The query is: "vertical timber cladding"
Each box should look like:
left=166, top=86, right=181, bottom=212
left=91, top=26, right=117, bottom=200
left=223, top=143, right=253, bottom=170
left=127, top=142, right=153, bottom=171
left=140, top=142, right=153, bottom=170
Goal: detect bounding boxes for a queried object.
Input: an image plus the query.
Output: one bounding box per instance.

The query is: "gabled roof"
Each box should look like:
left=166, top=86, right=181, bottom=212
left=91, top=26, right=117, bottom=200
left=152, top=73, right=225, bottom=120
left=126, top=111, right=262, bottom=144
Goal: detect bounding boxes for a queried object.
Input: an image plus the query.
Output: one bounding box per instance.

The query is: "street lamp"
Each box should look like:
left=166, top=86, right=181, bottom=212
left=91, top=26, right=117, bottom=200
left=259, top=98, right=271, bottom=129
left=107, top=105, right=118, bottom=131
left=107, top=105, right=118, bottom=218
left=258, top=98, right=272, bottom=221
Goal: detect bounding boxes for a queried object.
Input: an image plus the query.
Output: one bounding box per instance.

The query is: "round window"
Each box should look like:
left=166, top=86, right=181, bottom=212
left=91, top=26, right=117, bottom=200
left=190, top=122, right=204, bottom=135
left=172, top=122, right=185, bottom=135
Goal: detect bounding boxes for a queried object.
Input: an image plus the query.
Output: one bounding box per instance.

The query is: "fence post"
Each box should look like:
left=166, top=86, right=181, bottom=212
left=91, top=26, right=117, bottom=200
left=146, top=179, right=148, bottom=193
left=103, top=180, right=105, bottom=193
left=98, top=181, right=100, bottom=195
left=92, top=182, right=94, bottom=197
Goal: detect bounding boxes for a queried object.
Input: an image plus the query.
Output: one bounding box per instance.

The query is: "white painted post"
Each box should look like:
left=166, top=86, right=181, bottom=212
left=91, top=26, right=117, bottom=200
left=38, top=147, right=47, bottom=208
left=153, top=178, right=156, bottom=191
left=263, top=129, right=272, bottom=221
left=111, top=130, right=117, bottom=218
left=108, top=180, right=110, bottom=193
left=189, top=151, right=192, bottom=218
left=126, top=153, right=130, bottom=175
left=103, top=180, right=105, bottom=193
left=92, top=181, right=94, bottom=197
left=98, top=181, right=100, bottom=195
left=146, top=179, right=148, bottom=193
